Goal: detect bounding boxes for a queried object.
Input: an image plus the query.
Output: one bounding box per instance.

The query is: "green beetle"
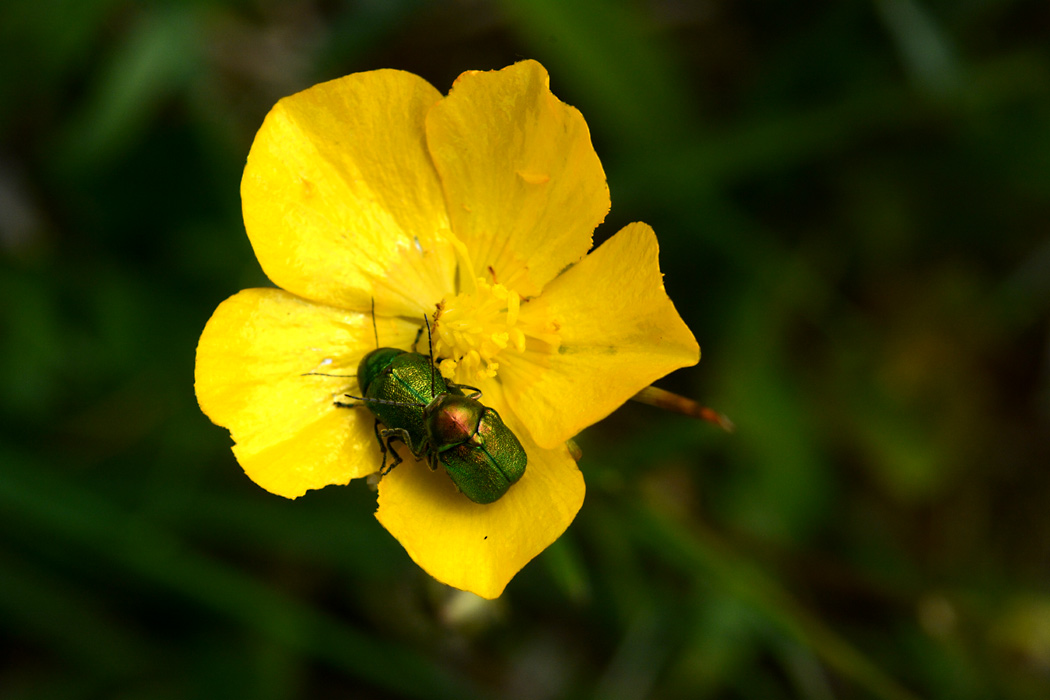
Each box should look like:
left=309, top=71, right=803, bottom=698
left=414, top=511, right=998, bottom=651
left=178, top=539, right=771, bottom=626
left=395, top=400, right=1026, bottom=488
left=341, top=337, right=527, bottom=505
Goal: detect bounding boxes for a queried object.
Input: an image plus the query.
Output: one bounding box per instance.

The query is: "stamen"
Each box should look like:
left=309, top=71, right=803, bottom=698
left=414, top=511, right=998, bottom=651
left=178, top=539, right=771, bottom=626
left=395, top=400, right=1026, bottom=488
left=433, top=276, right=545, bottom=383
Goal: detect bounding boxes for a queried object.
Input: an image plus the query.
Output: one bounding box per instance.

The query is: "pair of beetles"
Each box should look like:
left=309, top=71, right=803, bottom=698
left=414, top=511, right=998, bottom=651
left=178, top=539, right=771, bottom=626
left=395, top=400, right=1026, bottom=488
left=333, top=317, right=527, bottom=505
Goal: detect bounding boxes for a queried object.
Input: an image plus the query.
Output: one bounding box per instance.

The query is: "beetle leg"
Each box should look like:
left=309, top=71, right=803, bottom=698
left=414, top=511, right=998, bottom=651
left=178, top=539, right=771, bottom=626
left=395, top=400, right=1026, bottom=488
left=372, top=421, right=409, bottom=475
left=378, top=438, right=403, bottom=475
left=368, top=418, right=391, bottom=473
left=450, top=383, right=483, bottom=400
left=410, top=324, right=425, bottom=352
left=380, top=444, right=403, bottom=474
left=380, top=427, right=417, bottom=455
left=378, top=427, right=420, bottom=474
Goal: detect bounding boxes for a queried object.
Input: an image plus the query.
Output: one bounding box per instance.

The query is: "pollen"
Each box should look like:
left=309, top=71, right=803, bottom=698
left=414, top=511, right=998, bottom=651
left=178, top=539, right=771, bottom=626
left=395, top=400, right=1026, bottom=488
left=434, top=277, right=529, bottom=383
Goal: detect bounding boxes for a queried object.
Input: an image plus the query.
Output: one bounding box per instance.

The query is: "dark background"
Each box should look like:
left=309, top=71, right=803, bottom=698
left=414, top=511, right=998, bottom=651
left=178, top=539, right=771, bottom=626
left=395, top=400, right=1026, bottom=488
left=2, top=1, right=1049, bottom=698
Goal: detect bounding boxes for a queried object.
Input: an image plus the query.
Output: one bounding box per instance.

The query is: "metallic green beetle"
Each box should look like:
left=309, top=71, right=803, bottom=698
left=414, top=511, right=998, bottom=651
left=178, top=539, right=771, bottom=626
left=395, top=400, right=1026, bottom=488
left=343, top=344, right=527, bottom=505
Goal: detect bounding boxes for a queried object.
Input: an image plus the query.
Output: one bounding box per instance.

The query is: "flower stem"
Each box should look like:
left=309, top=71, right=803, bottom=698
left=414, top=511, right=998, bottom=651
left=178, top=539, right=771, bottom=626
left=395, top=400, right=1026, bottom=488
left=630, top=386, right=735, bottom=432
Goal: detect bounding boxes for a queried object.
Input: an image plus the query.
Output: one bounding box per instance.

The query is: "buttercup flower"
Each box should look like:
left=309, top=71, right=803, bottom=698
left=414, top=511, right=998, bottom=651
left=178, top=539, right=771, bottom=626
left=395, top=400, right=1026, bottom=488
left=195, top=60, right=699, bottom=598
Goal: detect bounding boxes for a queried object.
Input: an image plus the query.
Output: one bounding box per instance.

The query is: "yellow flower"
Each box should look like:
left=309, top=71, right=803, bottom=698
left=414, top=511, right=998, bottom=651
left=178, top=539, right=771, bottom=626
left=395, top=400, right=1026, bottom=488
left=194, top=60, right=699, bottom=599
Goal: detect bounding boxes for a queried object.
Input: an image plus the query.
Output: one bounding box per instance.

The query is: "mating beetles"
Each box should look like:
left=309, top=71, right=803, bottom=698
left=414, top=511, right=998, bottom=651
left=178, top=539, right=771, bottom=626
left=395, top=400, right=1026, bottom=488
left=346, top=345, right=527, bottom=505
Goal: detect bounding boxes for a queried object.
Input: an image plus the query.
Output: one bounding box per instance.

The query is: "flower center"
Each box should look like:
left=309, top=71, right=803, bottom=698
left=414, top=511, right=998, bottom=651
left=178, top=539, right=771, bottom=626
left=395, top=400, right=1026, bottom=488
left=433, top=278, right=527, bottom=382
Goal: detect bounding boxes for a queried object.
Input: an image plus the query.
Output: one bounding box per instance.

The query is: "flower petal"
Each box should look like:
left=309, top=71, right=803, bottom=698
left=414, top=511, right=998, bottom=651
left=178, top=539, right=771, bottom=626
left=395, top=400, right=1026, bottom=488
left=242, top=70, right=456, bottom=317
left=505, top=222, right=700, bottom=448
left=195, top=288, right=419, bottom=497
left=426, top=60, right=609, bottom=297
left=374, top=392, right=584, bottom=599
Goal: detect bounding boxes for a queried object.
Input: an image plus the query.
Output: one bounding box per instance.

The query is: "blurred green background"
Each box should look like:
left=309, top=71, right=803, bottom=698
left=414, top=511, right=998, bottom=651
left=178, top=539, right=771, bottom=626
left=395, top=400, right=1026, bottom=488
left=2, top=0, right=1049, bottom=698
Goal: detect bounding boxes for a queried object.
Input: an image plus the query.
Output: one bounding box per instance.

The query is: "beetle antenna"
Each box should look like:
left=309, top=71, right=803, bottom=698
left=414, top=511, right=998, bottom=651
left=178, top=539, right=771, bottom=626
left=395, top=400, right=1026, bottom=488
left=340, top=394, right=425, bottom=409
left=424, top=315, right=435, bottom=397
left=301, top=372, right=356, bottom=378
left=370, top=297, right=379, bottom=349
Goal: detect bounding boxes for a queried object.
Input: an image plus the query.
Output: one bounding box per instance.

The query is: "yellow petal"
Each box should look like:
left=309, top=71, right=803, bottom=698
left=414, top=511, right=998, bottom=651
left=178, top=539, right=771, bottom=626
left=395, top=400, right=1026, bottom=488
left=426, top=60, right=609, bottom=297
left=506, top=222, right=700, bottom=449
left=195, top=288, right=419, bottom=497
left=242, top=70, right=457, bottom=317
left=375, top=391, right=584, bottom=599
